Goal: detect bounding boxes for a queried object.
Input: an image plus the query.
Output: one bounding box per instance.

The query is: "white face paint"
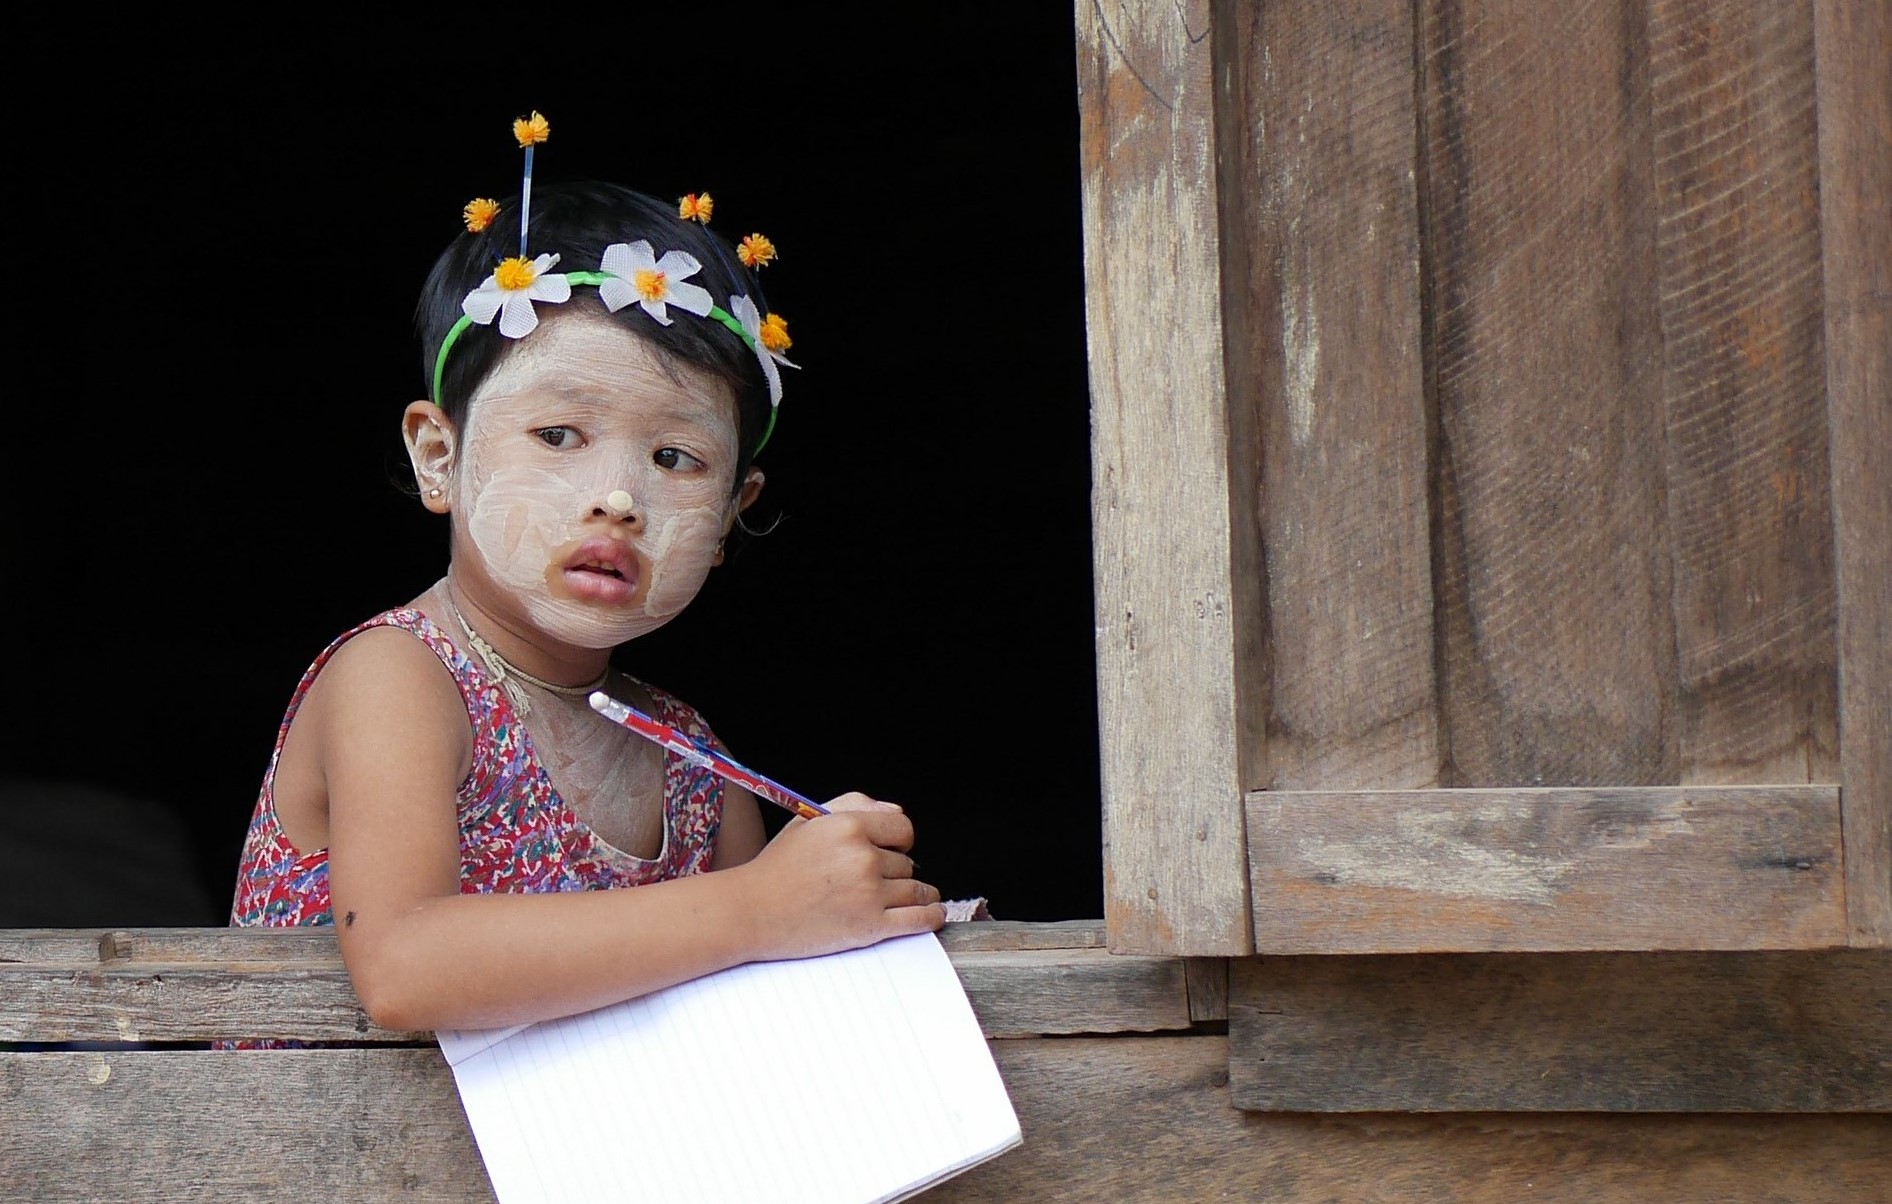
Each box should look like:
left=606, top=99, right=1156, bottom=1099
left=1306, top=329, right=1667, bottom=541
left=449, top=312, right=743, bottom=651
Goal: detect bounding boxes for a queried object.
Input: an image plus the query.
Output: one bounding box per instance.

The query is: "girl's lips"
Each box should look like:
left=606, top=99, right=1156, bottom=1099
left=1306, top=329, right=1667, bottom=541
left=562, top=538, right=641, bottom=603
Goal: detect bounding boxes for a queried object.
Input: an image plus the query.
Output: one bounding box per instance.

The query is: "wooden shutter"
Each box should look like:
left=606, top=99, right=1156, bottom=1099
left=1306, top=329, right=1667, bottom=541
left=1079, top=0, right=1889, bottom=957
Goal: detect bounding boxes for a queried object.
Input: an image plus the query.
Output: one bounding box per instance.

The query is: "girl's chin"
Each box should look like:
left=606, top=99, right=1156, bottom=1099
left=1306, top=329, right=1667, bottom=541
left=532, top=603, right=675, bottom=650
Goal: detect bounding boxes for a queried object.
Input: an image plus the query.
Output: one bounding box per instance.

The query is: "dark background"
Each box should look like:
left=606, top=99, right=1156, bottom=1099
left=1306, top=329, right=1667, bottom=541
left=5, top=10, right=1101, bottom=925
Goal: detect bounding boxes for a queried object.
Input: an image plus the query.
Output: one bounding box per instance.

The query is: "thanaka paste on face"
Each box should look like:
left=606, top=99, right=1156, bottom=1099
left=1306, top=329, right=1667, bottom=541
left=452, top=314, right=742, bottom=650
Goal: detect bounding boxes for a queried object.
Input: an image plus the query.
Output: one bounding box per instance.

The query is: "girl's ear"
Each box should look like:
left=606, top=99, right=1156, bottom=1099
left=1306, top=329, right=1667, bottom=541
left=715, top=468, right=767, bottom=567
left=734, top=467, right=766, bottom=516
left=403, top=400, right=458, bottom=515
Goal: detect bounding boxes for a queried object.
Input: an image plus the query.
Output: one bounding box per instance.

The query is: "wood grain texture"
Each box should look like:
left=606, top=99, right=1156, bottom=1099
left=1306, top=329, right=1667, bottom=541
left=1814, top=0, right=1892, bottom=946
left=0, top=920, right=1110, bottom=966
left=6, top=1040, right=1888, bottom=1201
left=0, top=927, right=346, bottom=965
left=0, top=963, right=419, bottom=1044
left=0, top=1049, right=493, bottom=1204
left=931, top=1037, right=1892, bottom=1202
left=1226, top=0, right=1442, bottom=793
left=1229, top=949, right=1892, bottom=1112
left=949, top=948, right=1191, bottom=1037
left=1247, top=785, right=1846, bottom=951
left=1078, top=0, right=1258, bottom=955
left=1649, top=0, right=1839, bottom=788
left=1184, top=956, right=1229, bottom=1021
left=0, top=927, right=1187, bottom=1043
left=937, top=919, right=1109, bottom=952
left=1420, top=0, right=1679, bottom=787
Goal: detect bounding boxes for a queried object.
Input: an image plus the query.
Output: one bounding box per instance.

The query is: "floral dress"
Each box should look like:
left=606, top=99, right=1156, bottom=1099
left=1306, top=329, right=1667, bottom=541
left=229, top=607, right=726, bottom=932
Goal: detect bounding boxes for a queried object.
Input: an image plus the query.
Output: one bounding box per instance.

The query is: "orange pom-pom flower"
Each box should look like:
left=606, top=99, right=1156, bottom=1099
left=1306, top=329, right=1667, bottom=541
left=678, top=192, right=714, bottom=223
left=513, top=111, right=550, bottom=147
left=760, top=313, right=792, bottom=353
left=736, top=233, right=777, bottom=269
left=462, top=197, right=501, bottom=233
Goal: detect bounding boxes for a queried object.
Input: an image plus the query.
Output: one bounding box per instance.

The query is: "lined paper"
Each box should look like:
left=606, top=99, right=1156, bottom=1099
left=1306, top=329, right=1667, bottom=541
left=437, top=932, right=1021, bottom=1203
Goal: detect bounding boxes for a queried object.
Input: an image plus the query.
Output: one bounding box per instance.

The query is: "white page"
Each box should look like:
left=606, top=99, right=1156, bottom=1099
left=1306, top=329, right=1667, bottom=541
left=438, top=932, right=1021, bottom=1204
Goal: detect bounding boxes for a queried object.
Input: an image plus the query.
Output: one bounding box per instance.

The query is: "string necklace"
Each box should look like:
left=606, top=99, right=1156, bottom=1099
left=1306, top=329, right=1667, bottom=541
left=446, top=600, right=608, bottom=718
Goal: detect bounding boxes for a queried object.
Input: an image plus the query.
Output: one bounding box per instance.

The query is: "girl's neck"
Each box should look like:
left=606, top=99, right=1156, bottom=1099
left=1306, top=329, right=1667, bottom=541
left=432, top=578, right=612, bottom=717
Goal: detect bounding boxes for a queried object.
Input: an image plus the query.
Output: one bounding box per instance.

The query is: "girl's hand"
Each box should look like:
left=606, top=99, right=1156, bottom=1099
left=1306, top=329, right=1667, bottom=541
left=738, top=792, right=945, bottom=960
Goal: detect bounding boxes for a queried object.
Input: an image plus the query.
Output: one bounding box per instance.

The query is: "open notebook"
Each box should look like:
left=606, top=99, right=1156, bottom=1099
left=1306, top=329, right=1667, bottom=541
left=435, top=931, right=1022, bottom=1203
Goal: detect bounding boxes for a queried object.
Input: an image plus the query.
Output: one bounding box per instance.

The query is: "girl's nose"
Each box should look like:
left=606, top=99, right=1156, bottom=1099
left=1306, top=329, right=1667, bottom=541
left=598, top=489, right=640, bottom=524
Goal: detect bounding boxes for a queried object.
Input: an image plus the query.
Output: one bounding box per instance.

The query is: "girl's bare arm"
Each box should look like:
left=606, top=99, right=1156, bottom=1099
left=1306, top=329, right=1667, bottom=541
left=308, top=632, right=942, bottom=1033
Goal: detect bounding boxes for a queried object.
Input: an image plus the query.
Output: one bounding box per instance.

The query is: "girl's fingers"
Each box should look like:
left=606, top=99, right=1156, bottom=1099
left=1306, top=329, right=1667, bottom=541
left=883, top=877, right=939, bottom=908
left=877, top=849, right=917, bottom=879
left=885, top=901, right=948, bottom=934
left=824, top=792, right=902, bottom=814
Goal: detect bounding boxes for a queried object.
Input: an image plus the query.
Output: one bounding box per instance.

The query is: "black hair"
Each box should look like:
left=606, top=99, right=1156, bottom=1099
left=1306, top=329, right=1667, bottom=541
left=415, top=180, right=775, bottom=490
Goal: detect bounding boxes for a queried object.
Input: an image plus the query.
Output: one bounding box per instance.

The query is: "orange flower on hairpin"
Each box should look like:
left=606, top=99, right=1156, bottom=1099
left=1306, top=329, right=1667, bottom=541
left=513, top=110, right=550, bottom=147
left=678, top=192, right=714, bottom=223
left=736, top=233, right=777, bottom=268
left=760, top=313, right=792, bottom=354
left=729, top=294, right=798, bottom=407
left=462, top=197, right=501, bottom=233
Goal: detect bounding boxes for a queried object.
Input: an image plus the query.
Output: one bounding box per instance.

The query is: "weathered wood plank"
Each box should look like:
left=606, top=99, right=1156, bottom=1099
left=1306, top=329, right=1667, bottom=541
left=941, top=1037, right=1892, bottom=1203
left=1078, top=0, right=1257, bottom=955
left=1246, top=785, right=1845, bottom=951
left=0, top=919, right=1108, bottom=966
left=1227, top=0, right=1442, bottom=793
left=0, top=938, right=1189, bottom=1043
left=1814, top=0, right=1892, bottom=946
left=937, top=919, right=1107, bottom=952
left=0, top=1049, right=494, bottom=1203
left=1420, top=0, right=1679, bottom=787
left=1228, top=948, right=1892, bottom=1111
left=0, top=963, right=420, bottom=1044
left=0, top=927, right=344, bottom=966
left=1184, top=956, right=1228, bottom=1022
left=1649, top=0, right=1839, bottom=788
left=952, top=949, right=1190, bottom=1038
left=7, top=1037, right=1884, bottom=1204
left=7, top=1039, right=1888, bottom=1202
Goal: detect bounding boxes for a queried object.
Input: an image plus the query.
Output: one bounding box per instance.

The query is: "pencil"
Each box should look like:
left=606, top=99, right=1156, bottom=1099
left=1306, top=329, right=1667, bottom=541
left=587, top=691, right=830, bottom=821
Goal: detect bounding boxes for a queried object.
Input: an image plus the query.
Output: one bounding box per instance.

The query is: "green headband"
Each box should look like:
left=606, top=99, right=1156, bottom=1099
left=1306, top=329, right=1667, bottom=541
left=440, top=113, right=793, bottom=457
left=430, top=268, right=781, bottom=454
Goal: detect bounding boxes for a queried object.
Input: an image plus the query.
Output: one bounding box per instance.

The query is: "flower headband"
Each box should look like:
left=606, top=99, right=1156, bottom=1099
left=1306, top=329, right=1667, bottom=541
left=432, top=112, right=797, bottom=453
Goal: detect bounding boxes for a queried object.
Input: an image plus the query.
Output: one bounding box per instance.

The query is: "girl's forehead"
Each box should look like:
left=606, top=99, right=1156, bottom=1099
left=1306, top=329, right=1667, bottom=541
left=469, top=314, right=737, bottom=430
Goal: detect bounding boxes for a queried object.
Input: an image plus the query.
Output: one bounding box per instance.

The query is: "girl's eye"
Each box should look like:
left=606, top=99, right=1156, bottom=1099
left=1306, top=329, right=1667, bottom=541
left=534, top=427, right=582, bottom=450
left=654, top=447, right=705, bottom=472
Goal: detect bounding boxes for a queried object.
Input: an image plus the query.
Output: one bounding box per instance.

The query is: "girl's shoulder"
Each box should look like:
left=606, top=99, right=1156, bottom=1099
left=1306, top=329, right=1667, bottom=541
left=292, top=609, right=475, bottom=730
left=310, top=609, right=462, bottom=678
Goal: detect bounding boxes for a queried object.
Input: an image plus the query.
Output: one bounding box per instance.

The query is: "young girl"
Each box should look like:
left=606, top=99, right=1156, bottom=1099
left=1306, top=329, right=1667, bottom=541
left=228, top=118, right=945, bottom=1034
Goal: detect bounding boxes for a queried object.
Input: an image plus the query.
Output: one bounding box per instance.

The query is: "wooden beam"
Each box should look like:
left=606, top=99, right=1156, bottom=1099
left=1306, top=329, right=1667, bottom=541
left=1077, top=0, right=1258, bottom=955
left=944, top=1039, right=1892, bottom=1200
left=1228, top=949, right=1892, bottom=1111
left=1648, top=0, right=1839, bottom=789
left=1814, top=0, right=1892, bottom=946
left=1418, top=0, right=1679, bottom=787
left=1226, top=0, right=1442, bottom=794
left=1, top=1049, right=492, bottom=1203
left=0, top=925, right=1189, bottom=1044
left=951, top=949, right=1190, bottom=1038
left=1246, top=785, right=1845, bottom=952
left=0, top=919, right=1112, bottom=966
left=11, top=1039, right=1887, bottom=1203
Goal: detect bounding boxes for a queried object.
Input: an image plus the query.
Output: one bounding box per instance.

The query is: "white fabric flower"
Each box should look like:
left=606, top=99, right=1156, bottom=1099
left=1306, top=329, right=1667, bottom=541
left=728, top=294, right=798, bottom=407
left=598, top=241, right=714, bottom=326
left=462, top=253, right=572, bottom=338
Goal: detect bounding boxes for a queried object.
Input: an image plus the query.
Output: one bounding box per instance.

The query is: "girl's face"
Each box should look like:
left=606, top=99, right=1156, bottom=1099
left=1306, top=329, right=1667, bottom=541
left=444, top=313, right=754, bottom=650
